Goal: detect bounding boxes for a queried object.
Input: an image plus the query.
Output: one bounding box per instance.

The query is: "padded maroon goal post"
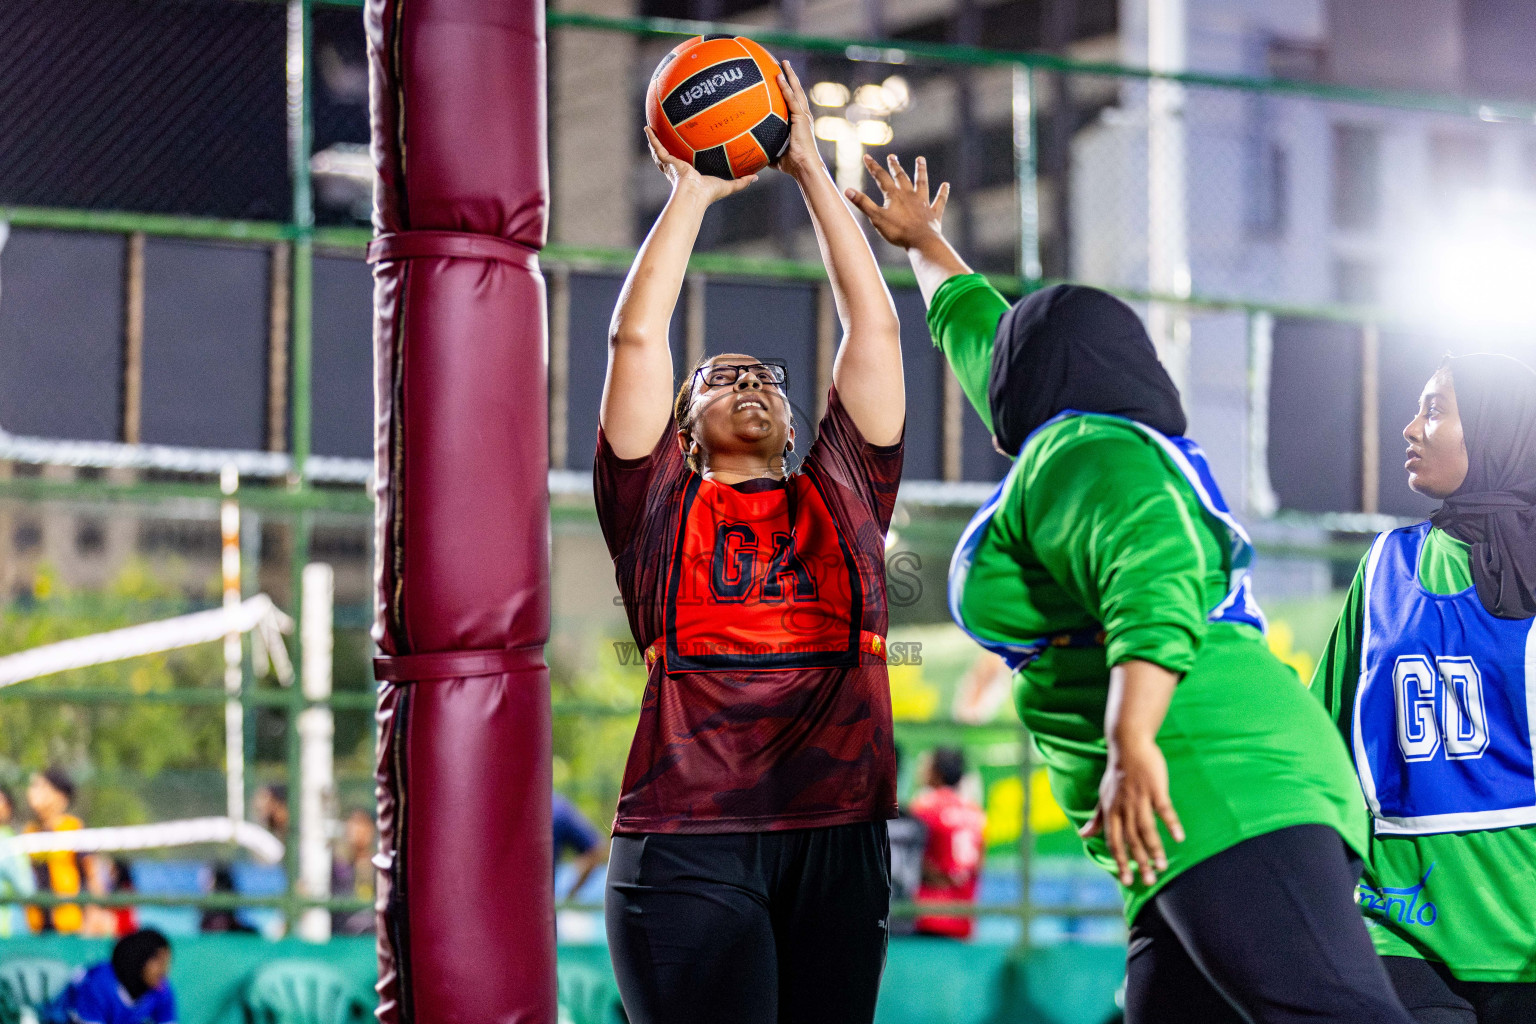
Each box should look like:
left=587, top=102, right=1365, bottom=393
left=366, top=0, right=555, bottom=1021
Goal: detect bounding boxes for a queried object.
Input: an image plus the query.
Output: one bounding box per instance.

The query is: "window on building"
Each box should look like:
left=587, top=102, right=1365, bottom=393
left=75, top=518, right=105, bottom=556
left=1333, top=257, right=1380, bottom=304
left=1430, top=132, right=1492, bottom=199
left=14, top=520, right=41, bottom=552
left=1332, top=124, right=1382, bottom=231
left=1246, top=140, right=1289, bottom=239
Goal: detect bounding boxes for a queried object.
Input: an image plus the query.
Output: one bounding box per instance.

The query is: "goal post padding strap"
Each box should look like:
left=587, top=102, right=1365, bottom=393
left=366, top=0, right=555, bottom=1021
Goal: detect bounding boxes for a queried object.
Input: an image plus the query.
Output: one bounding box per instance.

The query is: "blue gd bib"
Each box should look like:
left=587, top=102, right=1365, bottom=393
left=1354, top=523, right=1536, bottom=835
left=947, top=411, right=1266, bottom=671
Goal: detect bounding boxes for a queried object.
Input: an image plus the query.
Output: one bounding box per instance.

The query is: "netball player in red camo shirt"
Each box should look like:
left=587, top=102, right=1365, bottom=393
left=597, top=61, right=904, bottom=1024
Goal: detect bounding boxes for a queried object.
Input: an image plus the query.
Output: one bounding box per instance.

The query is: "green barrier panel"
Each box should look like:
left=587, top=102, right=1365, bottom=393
left=0, top=936, right=1125, bottom=1024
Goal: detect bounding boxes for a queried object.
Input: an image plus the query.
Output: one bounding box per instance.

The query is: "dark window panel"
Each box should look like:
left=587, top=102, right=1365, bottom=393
left=311, top=255, right=374, bottom=458
left=1268, top=318, right=1361, bottom=513
left=1331, top=124, right=1382, bottom=232
left=0, top=229, right=124, bottom=441
left=0, top=0, right=287, bottom=219
left=962, top=399, right=1011, bottom=482
left=560, top=272, right=686, bottom=472
left=891, top=0, right=1116, bottom=48
left=893, top=289, right=943, bottom=481
left=703, top=280, right=819, bottom=444
left=1463, top=0, right=1536, bottom=101
left=139, top=239, right=268, bottom=450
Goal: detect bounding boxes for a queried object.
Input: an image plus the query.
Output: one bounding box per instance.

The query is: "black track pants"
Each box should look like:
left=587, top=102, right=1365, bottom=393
left=605, top=822, right=890, bottom=1024
left=1125, top=824, right=1414, bottom=1024
left=1384, top=955, right=1536, bottom=1024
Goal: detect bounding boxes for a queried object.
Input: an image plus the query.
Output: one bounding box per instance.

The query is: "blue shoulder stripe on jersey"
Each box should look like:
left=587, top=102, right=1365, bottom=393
left=947, top=410, right=1266, bottom=671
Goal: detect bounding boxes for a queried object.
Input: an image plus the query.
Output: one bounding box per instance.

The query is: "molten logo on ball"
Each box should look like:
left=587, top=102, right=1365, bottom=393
left=677, top=67, right=746, bottom=108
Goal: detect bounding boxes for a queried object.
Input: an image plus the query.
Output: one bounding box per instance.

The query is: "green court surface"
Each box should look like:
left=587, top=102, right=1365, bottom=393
left=0, top=935, right=1125, bottom=1024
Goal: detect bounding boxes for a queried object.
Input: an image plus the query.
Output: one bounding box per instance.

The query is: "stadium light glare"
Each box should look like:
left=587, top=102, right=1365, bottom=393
left=881, top=75, right=911, bottom=112
left=815, top=115, right=852, bottom=142
left=1414, top=193, right=1536, bottom=335
left=856, top=120, right=894, bottom=146
left=810, top=82, right=851, bottom=107
left=853, top=84, right=892, bottom=115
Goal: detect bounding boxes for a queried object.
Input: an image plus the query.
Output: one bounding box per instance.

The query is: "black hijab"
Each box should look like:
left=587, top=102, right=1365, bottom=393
left=111, top=928, right=169, bottom=1000
left=1428, top=353, right=1536, bottom=620
left=988, top=285, right=1187, bottom=456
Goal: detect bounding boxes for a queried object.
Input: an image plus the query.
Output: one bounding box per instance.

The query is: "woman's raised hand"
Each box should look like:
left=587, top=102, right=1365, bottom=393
left=773, top=59, right=823, bottom=182
left=644, top=125, right=757, bottom=204
left=845, top=153, right=951, bottom=250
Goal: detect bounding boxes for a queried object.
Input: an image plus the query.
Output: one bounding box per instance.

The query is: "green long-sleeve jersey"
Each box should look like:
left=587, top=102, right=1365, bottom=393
left=1314, top=530, right=1536, bottom=981
left=930, top=274, right=1369, bottom=922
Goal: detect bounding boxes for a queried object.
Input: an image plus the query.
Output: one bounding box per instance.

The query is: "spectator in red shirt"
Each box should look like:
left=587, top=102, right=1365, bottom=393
left=911, top=747, right=986, bottom=939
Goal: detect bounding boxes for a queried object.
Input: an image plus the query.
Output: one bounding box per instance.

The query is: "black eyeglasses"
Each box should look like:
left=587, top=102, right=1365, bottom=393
left=694, top=361, right=789, bottom=390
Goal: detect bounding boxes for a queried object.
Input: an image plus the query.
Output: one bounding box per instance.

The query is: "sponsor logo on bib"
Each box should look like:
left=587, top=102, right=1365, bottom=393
left=1357, top=865, right=1438, bottom=927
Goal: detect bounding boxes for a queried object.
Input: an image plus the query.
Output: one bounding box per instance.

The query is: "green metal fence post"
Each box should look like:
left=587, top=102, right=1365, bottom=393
left=284, top=0, right=315, bottom=930
left=1016, top=726, right=1034, bottom=953
left=288, top=0, right=315, bottom=492
left=241, top=509, right=262, bottom=811
left=286, top=510, right=313, bottom=930
left=1012, top=63, right=1043, bottom=284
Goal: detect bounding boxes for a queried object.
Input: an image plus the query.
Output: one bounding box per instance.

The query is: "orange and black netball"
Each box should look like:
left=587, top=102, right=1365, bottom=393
left=645, top=35, right=791, bottom=179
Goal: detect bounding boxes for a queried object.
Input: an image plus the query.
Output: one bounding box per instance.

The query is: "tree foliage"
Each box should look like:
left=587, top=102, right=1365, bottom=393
left=0, top=562, right=230, bottom=826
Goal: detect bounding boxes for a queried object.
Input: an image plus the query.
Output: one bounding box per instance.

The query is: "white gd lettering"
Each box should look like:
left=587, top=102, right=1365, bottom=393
left=1392, top=654, right=1488, bottom=763
left=1438, top=657, right=1489, bottom=760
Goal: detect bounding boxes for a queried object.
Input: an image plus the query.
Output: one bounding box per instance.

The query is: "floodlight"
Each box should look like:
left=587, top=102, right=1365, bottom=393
left=856, top=120, right=893, bottom=146
left=814, top=115, right=852, bottom=141
left=810, top=82, right=851, bottom=107
left=854, top=84, right=891, bottom=114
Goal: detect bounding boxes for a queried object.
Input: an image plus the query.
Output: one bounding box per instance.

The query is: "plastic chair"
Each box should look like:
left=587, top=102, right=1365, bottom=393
left=243, top=960, right=370, bottom=1024
left=130, top=860, right=213, bottom=937
left=230, top=862, right=287, bottom=940
left=0, top=959, right=72, bottom=1024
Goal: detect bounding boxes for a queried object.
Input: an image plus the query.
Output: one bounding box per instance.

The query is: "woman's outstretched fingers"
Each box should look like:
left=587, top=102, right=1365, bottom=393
left=886, top=153, right=913, bottom=190
left=862, top=152, right=896, bottom=196
left=777, top=72, right=806, bottom=117
left=781, top=59, right=806, bottom=106
left=643, top=125, right=666, bottom=171
left=844, top=187, right=880, bottom=218
left=932, top=181, right=951, bottom=218
left=913, top=156, right=930, bottom=199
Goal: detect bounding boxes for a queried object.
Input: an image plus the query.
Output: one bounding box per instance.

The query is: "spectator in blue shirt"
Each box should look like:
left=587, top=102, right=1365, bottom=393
left=47, top=929, right=176, bottom=1024
left=552, top=793, right=604, bottom=898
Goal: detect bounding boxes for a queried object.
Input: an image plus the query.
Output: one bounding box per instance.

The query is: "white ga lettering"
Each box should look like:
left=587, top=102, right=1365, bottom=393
left=1393, top=654, right=1489, bottom=763
left=678, top=67, right=745, bottom=107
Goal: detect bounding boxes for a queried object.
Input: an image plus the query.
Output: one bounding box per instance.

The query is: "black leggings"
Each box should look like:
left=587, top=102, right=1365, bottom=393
left=1125, top=824, right=1415, bottom=1024
left=1384, top=955, right=1536, bottom=1024
left=605, top=822, right=890, bottom=1024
